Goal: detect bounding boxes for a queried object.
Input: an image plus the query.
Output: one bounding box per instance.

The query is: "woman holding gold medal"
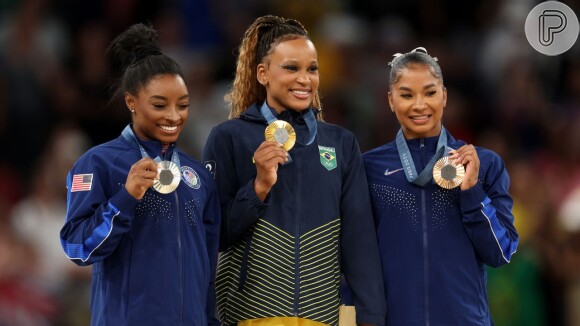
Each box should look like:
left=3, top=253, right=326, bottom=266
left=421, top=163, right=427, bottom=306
left=363, top=48, right=519, bottom=325
left=203, top=15, right=385, bottom=326
left=59, top=24, right=220, bottom=325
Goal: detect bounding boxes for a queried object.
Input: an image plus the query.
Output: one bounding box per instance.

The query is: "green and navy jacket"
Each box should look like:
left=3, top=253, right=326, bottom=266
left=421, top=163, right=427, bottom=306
left=60, top=125, right=221, bottom=326
left=203, top=103, right=386, bottom=326
left=363, top=130, right=519, bottom=326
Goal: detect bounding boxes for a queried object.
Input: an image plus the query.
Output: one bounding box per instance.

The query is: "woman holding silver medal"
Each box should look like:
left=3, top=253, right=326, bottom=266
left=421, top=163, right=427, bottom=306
left=363, top=47, right=519, bottom=325
left=59, top=24, right=220, bottom=325
left=203, top=15, right=385, bottom=326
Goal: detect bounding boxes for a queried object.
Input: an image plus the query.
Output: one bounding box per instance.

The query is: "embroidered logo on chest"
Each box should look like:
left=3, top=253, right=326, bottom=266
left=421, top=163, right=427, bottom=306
left=181, top=166, right=201, bottom=189
left=318, top=145, right=337, bottom=171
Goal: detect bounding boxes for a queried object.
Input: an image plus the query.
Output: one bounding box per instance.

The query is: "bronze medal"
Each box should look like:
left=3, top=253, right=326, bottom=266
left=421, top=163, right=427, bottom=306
left=264, top=120, right=296, bottom=151
left=433, top=156, right=465, bottom=189
left=153, top=160, right=181, bottom=194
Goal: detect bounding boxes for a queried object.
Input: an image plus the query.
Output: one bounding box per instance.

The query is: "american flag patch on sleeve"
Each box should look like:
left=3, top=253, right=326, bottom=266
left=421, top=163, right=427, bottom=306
left=71, top=174, right=93, bottom=192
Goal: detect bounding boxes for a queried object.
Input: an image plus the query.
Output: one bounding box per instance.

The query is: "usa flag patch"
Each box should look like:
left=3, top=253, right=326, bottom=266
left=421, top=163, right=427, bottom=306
left=71, top=174, right=93, bottom=192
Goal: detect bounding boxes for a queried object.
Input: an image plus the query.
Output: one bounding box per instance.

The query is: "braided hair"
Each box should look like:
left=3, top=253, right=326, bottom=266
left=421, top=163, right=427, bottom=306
left=225, top=15, right=322, bottom=119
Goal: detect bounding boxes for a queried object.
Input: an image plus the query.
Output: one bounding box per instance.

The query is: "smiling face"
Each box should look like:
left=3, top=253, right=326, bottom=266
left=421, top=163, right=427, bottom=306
left=125, top=74, right=189, bottom=143
left=257, top=38, right=319, bottom=113
left=388, top=63, right=447, bottom=139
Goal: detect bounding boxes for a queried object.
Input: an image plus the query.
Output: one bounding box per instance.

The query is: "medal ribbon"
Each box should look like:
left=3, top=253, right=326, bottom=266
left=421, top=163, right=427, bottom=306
left=395, top=126, right=451, bottom=187
left=260, top=101, right=317, bottom=146
left=121, top=125, right=181, bottom=168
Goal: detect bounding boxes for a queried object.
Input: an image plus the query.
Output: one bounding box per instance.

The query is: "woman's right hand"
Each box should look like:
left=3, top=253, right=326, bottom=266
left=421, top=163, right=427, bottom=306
left=125, top=157, right=159, bottom=200
left=253, top=140, right=288, bottom=201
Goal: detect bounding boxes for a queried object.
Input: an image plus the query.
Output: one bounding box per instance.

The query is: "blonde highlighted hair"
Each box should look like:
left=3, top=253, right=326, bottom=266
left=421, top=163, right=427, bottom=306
left=225, top=15, right=323, bottom=120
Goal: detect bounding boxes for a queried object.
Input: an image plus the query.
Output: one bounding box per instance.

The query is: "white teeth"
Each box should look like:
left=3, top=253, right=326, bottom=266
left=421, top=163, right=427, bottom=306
left=160, top=125, right=177, bottom=131
left=411, top=115, right=429, bottom=120
left=292, top=90, right=309, bottom=95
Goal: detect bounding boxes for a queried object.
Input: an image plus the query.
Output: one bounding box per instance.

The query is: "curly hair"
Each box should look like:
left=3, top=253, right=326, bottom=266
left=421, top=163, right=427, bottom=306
left=225, top=15, right=323, bottom=120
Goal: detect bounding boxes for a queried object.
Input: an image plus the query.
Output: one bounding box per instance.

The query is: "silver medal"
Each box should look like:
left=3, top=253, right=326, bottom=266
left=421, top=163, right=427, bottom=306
left=153, top=160, right=181, bottom=194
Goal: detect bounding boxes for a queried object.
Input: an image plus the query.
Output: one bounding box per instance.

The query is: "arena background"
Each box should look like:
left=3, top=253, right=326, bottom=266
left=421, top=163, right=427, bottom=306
left=0, top=0, right=578, bottom=325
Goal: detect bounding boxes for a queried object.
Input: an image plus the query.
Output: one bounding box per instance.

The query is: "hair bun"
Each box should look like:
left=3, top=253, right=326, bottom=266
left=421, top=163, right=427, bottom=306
left=107, top=23, right=161, bottom=76
left=134, top=43, right=162, bottom=62
left=388, top=46, right=438, bottom=66
left=411, top=47, right=428, bottom=54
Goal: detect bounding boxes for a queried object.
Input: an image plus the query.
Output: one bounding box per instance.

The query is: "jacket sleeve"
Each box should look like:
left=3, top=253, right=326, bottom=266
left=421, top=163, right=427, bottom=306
left=60, top=155, right=139, bottom=266
left=203, top=126, right=270, bottom=251
left=203, top=177, right=222, bottom=325
left=340, top=134, right=386, bottom=325
left=459, top=150, right=519, bottom=267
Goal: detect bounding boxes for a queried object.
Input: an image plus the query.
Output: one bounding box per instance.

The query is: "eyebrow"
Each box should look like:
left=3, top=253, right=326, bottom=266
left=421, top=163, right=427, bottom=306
left=149, top=94, right=189, bottom=100
left=398, top=83, right=437, bottom=91
left=279, top=59, right=318, bottom=64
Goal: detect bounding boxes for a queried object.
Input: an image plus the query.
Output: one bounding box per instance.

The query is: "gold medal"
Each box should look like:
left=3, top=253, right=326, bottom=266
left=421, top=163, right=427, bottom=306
left=153, top=160, right=181, bottom=194
left=264, top=120, right=296, bottom=151
left=433, top=156, right=465, bottom=189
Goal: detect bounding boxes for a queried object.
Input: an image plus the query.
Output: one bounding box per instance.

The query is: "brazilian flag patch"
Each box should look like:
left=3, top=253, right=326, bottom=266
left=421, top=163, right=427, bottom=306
left=318, top=145, right=337, bottom=171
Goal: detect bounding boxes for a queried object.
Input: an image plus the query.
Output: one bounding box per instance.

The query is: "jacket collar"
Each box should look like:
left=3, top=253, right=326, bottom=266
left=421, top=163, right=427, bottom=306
left=122, top=124, right=177, bottom=160
left=405, top=129, right=456, bottom=151
left=139, top=137, right=176, bottom=160
left=240, top=102, right=319, bottom=126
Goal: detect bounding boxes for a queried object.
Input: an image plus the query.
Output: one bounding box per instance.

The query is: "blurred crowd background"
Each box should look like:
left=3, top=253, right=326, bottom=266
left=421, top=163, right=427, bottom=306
left=0, top=0, right=578, bottom=325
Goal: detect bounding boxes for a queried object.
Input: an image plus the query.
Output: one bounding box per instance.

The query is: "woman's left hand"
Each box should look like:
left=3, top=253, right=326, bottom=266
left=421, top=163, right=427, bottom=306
left=449, top=144, right=479, bottom=190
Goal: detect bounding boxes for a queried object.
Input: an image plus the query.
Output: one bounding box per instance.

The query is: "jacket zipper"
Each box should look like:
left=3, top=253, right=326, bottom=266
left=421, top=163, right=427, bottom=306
left=175, top=191, right=184, bottom=325
left=420, top=139, right=430, bottom=326
left=293, top=150, right=301, bottom=316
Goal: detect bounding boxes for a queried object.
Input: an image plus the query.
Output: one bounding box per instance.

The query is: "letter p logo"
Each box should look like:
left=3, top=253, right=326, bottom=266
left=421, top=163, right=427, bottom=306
left=539, top=10, right=567, bottom=46
left=525, top=1, right=579, bottom=56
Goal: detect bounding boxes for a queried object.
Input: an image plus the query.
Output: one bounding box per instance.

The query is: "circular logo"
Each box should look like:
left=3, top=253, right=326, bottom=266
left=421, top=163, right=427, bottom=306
left=181, top=166, right=201, bottom=189
left=273, top=128, right=289, bottom=143
left=525, top=1, right=579, bottom=56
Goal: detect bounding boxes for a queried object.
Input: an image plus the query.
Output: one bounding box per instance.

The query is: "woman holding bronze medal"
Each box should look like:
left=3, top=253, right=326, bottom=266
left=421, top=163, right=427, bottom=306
left=363, top=47, right=519, bottom=325
left=59, top=24, right=220, bottom=325
left=203, top=15, right=385, bottom=326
